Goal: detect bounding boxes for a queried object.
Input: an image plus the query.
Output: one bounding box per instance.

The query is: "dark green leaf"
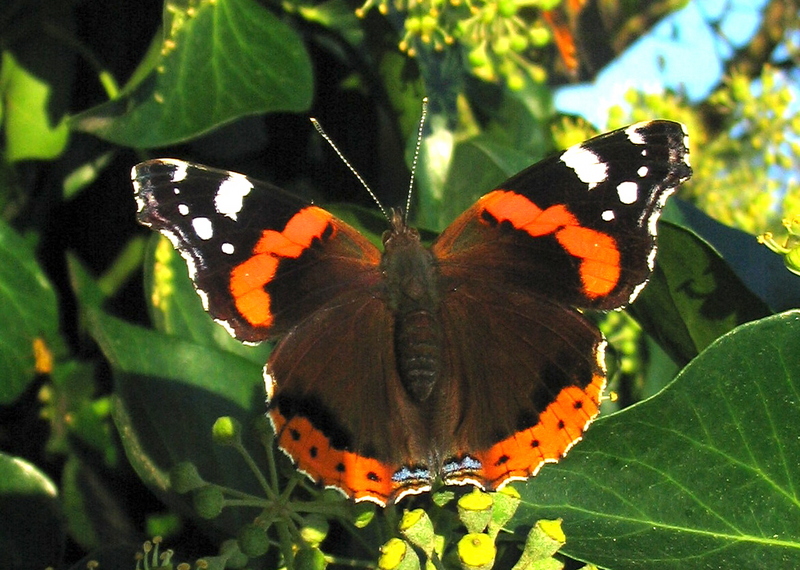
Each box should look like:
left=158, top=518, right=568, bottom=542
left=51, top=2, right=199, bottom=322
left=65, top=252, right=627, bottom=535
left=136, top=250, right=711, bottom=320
left=61, top=456, right=127, bottom=551
left=415, top=90, right=549, bottom=231
left=669, top=199, right=800, bottom=311
left=72, top=0, right=313, bottom=147
left=86, top=307, right=264, bottom=503
left=294, top=0, right=364, bottom=51
left=0, top=453, right=64, bottom=569
left=515, top=310, right=800, bottom=569
left=0, top=220, right=60, bottom=403
left=67, top=253, right=108, bottom=314
left=631, top=221, right=772, bottom=365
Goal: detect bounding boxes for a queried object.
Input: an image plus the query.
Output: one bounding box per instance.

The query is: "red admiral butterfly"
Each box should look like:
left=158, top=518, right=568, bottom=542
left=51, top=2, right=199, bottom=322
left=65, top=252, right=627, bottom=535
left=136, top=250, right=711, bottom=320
left=133, top=120, right=691, bottom=506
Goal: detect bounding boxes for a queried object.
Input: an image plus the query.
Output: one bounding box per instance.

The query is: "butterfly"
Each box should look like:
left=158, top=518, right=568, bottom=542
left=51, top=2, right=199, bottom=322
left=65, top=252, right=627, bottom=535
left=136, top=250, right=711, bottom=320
left=132, top=120, right=691, bottom=506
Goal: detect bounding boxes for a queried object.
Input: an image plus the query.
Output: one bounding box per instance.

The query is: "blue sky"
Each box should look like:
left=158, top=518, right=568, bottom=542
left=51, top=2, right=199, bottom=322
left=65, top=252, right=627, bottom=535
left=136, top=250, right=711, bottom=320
left=555, top=0, right=769, bottom=126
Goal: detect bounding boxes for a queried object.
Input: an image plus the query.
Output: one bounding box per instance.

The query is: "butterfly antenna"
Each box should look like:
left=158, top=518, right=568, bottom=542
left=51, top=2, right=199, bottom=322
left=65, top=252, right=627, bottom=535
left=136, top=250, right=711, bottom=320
left=404, top=97, right=429, bottom=223
left=310, top=118, right=389, bottom=220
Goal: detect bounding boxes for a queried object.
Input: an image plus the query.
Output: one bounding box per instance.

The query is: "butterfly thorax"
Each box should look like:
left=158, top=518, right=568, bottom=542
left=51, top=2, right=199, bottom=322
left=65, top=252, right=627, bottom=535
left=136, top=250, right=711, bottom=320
left=381, top=210, right=443, bottom=403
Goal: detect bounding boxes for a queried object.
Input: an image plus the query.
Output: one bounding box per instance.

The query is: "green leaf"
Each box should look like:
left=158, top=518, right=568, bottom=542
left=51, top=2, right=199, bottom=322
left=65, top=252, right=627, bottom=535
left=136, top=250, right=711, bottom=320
left=631, top=221, right=772, bottom=365
left=294, top=0, right=364, bottom=49
left=86, top=305, right=265, bottom=531
left=0, top=220, right=60, bottom=403
left=62, top=151, right=115, bottom=200
left=669, top=199, right=800, bottom=312
left=72, top=0, right=313, bottom=147
left=380, top=51, right=426, bottom=138
left=515, top=310, right=800, bottom=569
left=0, top=453, right=63, bottom=569
left=90, top=308, right=262, bottom=403
left=0, top=48, right=71, bottom=161
left=61, top=456, right=101, bottom=550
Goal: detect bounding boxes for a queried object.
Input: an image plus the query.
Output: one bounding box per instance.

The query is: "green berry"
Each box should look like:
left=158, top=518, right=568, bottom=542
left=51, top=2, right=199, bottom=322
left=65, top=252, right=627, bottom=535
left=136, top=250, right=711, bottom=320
left=238, top=523, right=270, bottom=557
left=170, top=462, right=204, bottom=494
left=193, top=485, right=224, bottom=519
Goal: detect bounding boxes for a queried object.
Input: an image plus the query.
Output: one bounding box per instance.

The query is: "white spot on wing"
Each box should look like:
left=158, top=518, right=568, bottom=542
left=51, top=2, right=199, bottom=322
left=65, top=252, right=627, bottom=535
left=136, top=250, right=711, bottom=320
left=561, top=145, right=608, bottom=190
left=646, top=246, right=658, bottom=270
left=196, top=288, right=209, bottom=311
left=629, top=279, right=650, bottom=303
left=648, top=211, right=660, bottom=235
left=616, top=181, right=639, bottom=204
left=178, top=203, right=189, bottom=216
left=637, top=166, right=648, bottom=177
left=216, top=318, right=239, bottom=339
left=221, top=242, right=235, bottom=254
left=645, top=186, right=676, bottom=232
left=602, top=210, right=615, bottom=221
left=192, top=217, right=213, bottom=240
left=183, top=255, right=197, bottom=280
left=171, top=161, right=189, bottom=182
left=263, top=365, right=276, bottom=401
left=596, top=339, right=608, bottom=372
left=625, top=122, right=647, bottom=145
left=215, top=173, right=253, bottom=221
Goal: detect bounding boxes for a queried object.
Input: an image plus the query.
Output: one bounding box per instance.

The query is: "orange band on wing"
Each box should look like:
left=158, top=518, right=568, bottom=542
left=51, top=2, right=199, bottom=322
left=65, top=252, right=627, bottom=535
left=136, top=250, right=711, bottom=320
left=269, top=408, right=428, bottom=506
left=463, top=373, right=605, bottom=489
left=554, top=226, right=620, bottom=297
left=480, top=190, right=621, bottom=298
left=230, top=207, right=333, bottom=328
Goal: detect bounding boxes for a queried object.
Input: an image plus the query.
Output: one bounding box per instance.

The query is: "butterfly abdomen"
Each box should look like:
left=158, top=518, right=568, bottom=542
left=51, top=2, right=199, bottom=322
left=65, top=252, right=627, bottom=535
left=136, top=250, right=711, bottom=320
left=395, top=308, right=442, bottom=402
left=381, top=212, right=443, bottom=403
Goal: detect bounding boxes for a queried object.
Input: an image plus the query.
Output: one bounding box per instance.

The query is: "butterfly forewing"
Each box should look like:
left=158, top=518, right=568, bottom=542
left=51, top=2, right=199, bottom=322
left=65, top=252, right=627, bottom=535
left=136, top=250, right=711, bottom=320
left=433, top=120, right=691, bottom=310
left=133, top=159, right=383, bottom=343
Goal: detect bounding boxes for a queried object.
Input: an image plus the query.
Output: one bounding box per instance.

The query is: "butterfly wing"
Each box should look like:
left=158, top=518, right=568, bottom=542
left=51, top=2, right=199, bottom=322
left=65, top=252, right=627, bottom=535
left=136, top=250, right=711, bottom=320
left=265, top=290, right=436, bottom=505
left=134, top=160, right=383, bottom=342
left=434, top=120, right=692, bottom=310
left=432, top=280, right=606, bottom=489
left=134, top=159, right=432, bottom=505
left=430, top=120, right=691, bottom=489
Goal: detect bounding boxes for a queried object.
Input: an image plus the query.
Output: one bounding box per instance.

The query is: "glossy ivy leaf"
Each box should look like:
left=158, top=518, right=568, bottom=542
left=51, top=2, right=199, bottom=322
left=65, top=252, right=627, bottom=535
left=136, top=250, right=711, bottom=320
left=631, top=220, right=771, bottom=365
left=86, top=306, right=264, bottom=533
left=0, top=453, right=63, bottom=569
left=0, top=219, right=60, bottom=403
left=514, top=310, right=800, bottom=569
left=72, top=0, right=312, bottom=147
left=669, top=199, right=800, bottom=312
left=415, top=91, right=550, bottom=232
